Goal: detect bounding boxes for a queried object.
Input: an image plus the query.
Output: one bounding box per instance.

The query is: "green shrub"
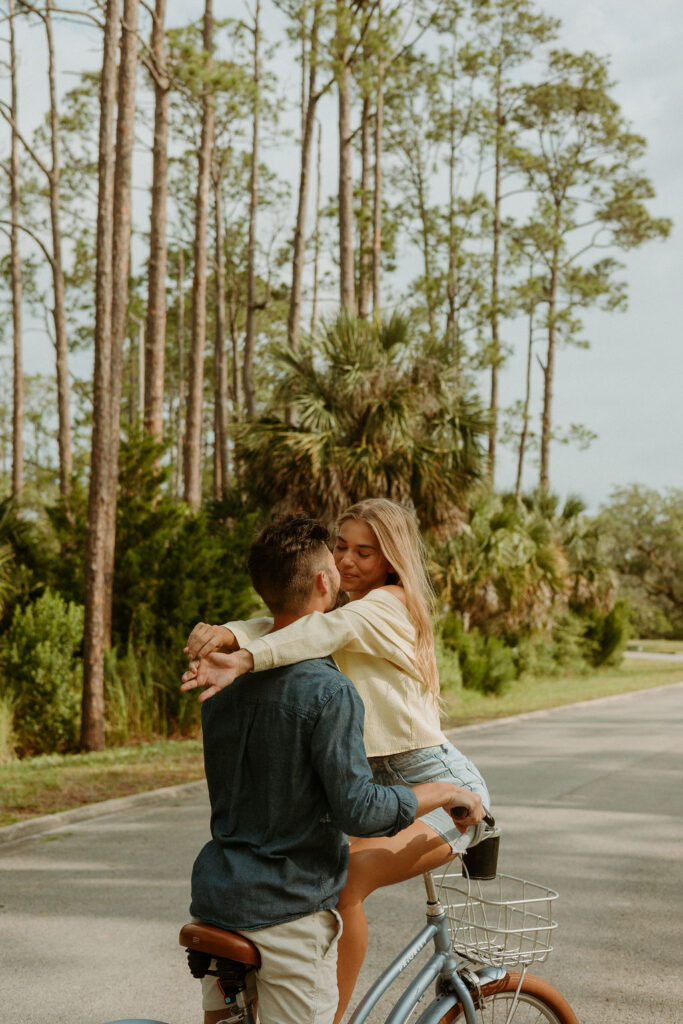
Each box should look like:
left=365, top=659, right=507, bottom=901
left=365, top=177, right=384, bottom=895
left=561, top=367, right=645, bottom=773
left=103, top=642, right=200, bottom=746
left=434, top=629, right=463, bottom=691
left=582, top=600, right=629, bottom=667
left=0, top=589, right=83, bottom=755
left=512, top=635, right=560, bottom=679
left=441, top=615, right=516, bottom=695
left=0, top=692, right=16, bottom=764
left=512, top=616, right=589, bottom=679
left=549, top=615, right=590, bottom=674
left=109, top=438, right=260, bottom=714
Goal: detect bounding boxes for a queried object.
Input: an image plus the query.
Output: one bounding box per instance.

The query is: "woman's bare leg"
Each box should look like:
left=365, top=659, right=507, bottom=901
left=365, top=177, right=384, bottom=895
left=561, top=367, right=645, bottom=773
left=333, top=821, right=454, bottom=1024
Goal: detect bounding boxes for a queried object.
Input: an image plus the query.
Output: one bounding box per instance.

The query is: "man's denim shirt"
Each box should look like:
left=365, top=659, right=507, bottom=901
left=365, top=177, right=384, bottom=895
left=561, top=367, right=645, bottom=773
left=191, top=656, right=417, bottom=931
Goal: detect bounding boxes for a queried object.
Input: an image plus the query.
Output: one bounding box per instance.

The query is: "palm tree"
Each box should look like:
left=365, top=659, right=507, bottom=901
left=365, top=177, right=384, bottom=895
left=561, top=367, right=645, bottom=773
left=434, top=491, right=570, bottom=636
left=0, top=498, right=27, bottom=619
left=237, top=313, right=487, bottom=530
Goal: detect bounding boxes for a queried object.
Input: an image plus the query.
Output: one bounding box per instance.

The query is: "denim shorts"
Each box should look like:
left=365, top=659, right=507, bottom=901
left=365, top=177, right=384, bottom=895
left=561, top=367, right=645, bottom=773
left=368, top=742, right=491, bottom=855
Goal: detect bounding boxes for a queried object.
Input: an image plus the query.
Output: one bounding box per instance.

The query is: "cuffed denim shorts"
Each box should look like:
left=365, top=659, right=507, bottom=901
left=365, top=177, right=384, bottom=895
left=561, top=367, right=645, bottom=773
left=368, top=742, right=491, bottom=855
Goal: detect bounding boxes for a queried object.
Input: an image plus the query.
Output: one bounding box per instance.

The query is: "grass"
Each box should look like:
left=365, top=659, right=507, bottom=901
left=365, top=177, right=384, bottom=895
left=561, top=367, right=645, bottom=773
left=626, top=638, right=683, bottom=655
left=442, top=657, right=682, bottom=727
left=1, top=659, right=681, bottom=829
left=0, top=738, right=204, bottom=828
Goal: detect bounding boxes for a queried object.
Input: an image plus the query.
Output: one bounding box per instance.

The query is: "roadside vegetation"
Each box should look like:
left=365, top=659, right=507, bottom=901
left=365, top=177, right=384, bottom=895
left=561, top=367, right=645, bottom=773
left=1, top=3, right=681, bottom=820
left=2, top=658, right=681, bottom=828
left=1, top=478, right=682, bottom=774
left=0, top=738, right=205, bottom=828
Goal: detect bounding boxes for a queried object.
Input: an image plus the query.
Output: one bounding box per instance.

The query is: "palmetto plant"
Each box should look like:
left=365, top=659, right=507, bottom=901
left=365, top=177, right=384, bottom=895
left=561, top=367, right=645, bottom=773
left=238, top=313, right=487, bottom=529
left=0, top=499, right=27, bottom=620
left=434, top=491, right=569, bottom=636
left=434, top=490, right=619, bottom=637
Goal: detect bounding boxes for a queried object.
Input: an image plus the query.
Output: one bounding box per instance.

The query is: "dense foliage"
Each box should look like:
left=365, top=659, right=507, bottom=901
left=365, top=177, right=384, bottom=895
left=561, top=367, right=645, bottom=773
left=0, top=589, right=83, bottom=755
left=0, top=1, right=675, bottom=756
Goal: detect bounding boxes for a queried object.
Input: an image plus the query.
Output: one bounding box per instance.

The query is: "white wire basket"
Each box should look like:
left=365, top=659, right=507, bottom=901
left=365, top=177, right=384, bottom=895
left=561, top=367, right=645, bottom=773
left=439, top=871, right=559, bottom=967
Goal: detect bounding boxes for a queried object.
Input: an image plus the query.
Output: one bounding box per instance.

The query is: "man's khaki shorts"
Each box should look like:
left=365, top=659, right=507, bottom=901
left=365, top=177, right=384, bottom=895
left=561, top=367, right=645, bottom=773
left=201, top=908, right=343, bottom=1024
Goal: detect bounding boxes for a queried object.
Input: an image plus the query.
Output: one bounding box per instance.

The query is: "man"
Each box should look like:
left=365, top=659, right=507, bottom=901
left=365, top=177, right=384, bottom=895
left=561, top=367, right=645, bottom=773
left=183, top=514, right=484, bottom=1024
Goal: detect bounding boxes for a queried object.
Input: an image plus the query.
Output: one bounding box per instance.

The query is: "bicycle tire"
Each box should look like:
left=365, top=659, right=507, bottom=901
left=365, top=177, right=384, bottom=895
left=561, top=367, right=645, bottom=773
left=439, top=971, right=578, bottom=1024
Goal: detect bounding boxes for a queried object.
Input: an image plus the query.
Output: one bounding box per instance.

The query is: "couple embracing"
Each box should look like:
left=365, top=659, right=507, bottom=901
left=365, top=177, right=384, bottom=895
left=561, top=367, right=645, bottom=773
left=182, top=498, right=492, bottom=1024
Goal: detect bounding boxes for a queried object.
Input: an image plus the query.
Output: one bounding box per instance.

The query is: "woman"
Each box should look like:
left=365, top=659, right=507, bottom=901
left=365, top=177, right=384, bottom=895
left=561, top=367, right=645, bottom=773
left=183, top=498, right=491, bottom=1022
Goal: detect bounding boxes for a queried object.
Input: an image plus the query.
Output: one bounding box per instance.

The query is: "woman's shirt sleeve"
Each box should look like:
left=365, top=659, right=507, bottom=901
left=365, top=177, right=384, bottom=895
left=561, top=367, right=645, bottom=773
left=222, top=617, right=273, bottom=649
left=235, top=592, right=417, bottom=676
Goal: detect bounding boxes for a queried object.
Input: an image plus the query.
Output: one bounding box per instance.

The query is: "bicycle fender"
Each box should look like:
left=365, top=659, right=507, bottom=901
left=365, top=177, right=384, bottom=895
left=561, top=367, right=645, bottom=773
left=384, top=954, right=446, bottom=1024
left=413, top=992, right=459, bottom=1024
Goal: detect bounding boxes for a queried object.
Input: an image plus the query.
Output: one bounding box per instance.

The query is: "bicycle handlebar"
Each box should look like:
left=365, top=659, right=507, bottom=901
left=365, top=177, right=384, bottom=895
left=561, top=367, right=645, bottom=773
left=451, top=806, right=496, bottom=828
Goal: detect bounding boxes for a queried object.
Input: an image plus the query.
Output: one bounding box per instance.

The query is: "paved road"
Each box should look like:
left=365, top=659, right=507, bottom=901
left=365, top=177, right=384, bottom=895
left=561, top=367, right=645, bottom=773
left=1, top=683, right=681, bottom=1024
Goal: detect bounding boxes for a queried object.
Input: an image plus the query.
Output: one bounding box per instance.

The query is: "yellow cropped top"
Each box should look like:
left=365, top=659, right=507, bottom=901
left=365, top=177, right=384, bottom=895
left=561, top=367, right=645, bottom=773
left=225, top=588, right=445, bottom=758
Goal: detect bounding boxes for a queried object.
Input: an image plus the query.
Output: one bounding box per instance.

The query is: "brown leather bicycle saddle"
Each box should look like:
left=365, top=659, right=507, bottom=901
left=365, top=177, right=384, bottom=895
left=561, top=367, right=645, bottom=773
left=179, top=921, right=261, bottom=968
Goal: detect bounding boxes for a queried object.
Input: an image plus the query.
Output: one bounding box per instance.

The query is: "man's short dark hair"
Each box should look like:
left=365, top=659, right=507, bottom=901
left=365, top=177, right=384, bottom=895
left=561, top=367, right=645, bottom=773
left=247, top=514, right=331, bottom=615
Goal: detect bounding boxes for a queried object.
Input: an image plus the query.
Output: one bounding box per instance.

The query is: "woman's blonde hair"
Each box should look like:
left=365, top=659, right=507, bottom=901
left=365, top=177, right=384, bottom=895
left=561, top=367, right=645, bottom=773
left=337, top=498, right=440, bottom=700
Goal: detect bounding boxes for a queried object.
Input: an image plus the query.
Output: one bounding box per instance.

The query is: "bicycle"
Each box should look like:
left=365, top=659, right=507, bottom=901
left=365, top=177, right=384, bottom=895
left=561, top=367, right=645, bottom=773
left=106, top=815, right=578, bottom=1024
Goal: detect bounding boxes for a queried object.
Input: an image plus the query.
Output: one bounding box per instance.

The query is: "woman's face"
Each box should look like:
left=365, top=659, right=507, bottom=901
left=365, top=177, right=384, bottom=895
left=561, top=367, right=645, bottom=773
left=333, top=518, right=394, bottom=600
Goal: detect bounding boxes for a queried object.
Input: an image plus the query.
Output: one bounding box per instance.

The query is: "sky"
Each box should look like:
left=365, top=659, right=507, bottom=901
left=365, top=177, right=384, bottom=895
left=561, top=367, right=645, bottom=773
left=495, top=0, right=683, bottom=509
left=5, top=0, right=682, bottom=512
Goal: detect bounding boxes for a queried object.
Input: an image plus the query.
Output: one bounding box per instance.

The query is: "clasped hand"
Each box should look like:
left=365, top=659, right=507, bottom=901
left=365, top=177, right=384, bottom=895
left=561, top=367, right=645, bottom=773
left=180, top=650, right=248, bottom=702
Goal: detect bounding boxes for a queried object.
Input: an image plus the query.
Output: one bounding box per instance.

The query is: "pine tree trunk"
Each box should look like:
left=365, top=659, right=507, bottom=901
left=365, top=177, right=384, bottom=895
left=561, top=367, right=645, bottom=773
left=173, top=247, right=185, bottom=500
left=372, top=31, right=384, bottom=318
left=287, top=0, right=320, bottom=357
left=136, top=318, right=144, bottom=423
left=212, top=149, right=229, bottom=498
left=540, top=258, right=558, bottom=490
left=9, top=0, right=23, bottom=503
left=44, top=0, right=73, bottom=503
left=357, top=90, right=372, bottom=318
left=310, top=121, right=322, bottom=333
left=415, top=152, right=435, bottom=336
left=102, top=0, right=139, bottom=650
left=516, top=291, right=535, bottom=502
left=243, top=0, right=261, bottom=420
left=336, top=1, right=355, bottom=311
left=228, top=295, right=242, bottom=426
left=184, top=0, right=215, bottom=507
left=82, top=0, right=120, bottom=752
left=488, top=67, right=503, bottom=488
left=144, top=0, right=170, bottom=445
left=445, top=63, right=458, bottom=378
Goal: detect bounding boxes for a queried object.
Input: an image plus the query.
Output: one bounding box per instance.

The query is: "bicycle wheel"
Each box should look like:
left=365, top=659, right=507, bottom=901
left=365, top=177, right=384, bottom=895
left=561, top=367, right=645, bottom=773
left=440, top=971, right=578, bottom=1024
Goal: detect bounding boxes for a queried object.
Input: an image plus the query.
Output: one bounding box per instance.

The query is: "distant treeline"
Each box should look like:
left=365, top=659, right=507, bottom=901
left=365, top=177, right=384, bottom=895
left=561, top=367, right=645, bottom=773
left=0, top=1, right=673, bottom=752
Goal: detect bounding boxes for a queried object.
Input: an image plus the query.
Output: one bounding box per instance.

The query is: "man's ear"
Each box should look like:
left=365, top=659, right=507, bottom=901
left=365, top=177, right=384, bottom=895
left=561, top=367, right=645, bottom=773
left=314, top=569, right=329, bottom=596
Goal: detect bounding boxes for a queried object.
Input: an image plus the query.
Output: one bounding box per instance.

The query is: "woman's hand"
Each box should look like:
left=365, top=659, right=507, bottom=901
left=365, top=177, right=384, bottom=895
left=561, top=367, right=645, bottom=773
left=181, top=649, right=255, bottom=702
left=184, top=622, right=238, bottom=659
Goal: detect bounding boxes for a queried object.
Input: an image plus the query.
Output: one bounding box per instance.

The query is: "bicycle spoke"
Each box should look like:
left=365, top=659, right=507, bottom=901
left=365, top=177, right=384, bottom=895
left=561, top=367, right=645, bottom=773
left=475, top=993, right=563, bottom=1022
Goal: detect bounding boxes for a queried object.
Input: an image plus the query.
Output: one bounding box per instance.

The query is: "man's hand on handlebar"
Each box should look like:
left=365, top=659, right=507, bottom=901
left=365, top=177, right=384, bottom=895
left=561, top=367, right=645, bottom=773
left=184, top=622, right=238, bottom=660
left=441, top=786, right=486, bottom=834
left=411, top=783, right=488, bottom=833
left=181, top=649, right=255, bottom=702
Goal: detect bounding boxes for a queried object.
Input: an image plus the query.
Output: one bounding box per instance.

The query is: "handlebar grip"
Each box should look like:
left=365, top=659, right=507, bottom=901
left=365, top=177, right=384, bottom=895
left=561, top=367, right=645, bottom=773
left=451, top=806, right=496, bottom=828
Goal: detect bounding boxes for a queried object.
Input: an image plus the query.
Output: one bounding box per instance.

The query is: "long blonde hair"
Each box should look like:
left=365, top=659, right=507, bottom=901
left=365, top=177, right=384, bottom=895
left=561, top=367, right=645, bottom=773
left=338, top=498, right=440, bottom=700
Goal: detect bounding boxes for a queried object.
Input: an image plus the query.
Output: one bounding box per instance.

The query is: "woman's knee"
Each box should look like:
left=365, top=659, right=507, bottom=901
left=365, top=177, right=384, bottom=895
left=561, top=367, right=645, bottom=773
left=339, top=847, right=384, bottom=904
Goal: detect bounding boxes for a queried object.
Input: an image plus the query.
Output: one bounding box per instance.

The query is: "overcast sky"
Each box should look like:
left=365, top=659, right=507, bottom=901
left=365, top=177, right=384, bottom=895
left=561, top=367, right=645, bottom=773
left=497, top=0, right=683, bottom=509
left=6, top=0, right=682, bottom=511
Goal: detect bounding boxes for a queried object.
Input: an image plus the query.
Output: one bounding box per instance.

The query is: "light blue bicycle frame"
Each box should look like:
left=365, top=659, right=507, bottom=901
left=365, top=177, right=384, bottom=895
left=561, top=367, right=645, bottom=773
left=348, top=874, right=506, bottom=1024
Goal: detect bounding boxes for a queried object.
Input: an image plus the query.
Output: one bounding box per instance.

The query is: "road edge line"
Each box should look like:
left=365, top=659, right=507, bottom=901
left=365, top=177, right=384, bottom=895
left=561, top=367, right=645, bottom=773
left=445, top=678, right=683, bottom=736
left=0, top=779, right=207, bottom=847
left=2, top=680, right=681, bottom=847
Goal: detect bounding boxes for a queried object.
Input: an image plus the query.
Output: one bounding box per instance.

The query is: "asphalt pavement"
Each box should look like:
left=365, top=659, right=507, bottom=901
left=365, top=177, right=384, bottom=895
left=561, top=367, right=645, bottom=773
left=1, top=681, right=681, bottom=1024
